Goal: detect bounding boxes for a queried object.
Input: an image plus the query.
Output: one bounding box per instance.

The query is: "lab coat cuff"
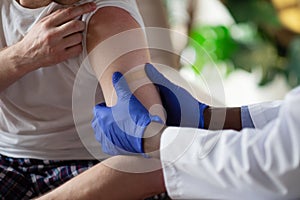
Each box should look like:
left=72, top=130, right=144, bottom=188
left=248, top=101, right=282, bottom=129
left=241, top=106, right=255, bottom=128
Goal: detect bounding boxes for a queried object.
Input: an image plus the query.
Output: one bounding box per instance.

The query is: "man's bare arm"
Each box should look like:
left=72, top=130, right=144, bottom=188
left=0, top=3, right=96, bottom=93
left=86, top=7, right=165, bottom=119
left=37, top=156, right=166, bottom=200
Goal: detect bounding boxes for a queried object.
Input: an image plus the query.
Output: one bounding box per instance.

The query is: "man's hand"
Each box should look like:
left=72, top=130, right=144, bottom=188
left=145, top=63, right=208, bottom=128
left=15, top=2, right=96, bottom=70
left=92, top=72, right=163, bottom=156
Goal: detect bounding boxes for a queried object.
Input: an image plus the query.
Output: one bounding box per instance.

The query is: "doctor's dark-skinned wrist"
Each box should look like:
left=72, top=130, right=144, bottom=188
left=145, top=64, right=242, bottom=131
left=203, top=106, right=242, bottom=130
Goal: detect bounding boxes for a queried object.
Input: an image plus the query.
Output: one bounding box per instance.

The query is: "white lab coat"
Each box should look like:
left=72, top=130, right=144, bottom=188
left=160, top=87, right=300, bottom=200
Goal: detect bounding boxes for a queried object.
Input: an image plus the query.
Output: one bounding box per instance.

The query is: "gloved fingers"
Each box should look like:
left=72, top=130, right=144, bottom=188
left=145, top=63, right=192, bottom=98
left=93, top=103, right=111, bottom=119
left=95, top=102, right=107, bottom=108
left=91, top=118, right=121, bottom=156
left=91, top=118, right=118, bottom=156
left=145, top=63, right=176, bottom=91
left=112, top=72, right=132, bottom=101
left=91, top=117, right=99, bottom=133
left=91, top=116, right=104, bottom=146
left=101, top=135, right=119, bottom=156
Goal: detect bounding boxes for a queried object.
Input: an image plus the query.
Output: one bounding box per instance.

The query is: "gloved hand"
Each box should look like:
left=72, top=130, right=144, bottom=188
left=92, top=72, right=163, bottom=156
left=145, top=63, right=208, bottom=128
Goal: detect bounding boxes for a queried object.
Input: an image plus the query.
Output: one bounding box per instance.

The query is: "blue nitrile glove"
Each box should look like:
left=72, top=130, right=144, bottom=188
left=92, top=72, right=163, bottom=156
left=145, top=63, right=208, bottom=128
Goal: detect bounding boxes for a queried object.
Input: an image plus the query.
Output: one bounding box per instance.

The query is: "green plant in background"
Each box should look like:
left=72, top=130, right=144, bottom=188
left=168, top=0, right=300, bottom=87
left=224, top=0, right=287, bottom=86
left=286, top=38, right=300, bottom=87
left=189, top=25, right=237, bottom=74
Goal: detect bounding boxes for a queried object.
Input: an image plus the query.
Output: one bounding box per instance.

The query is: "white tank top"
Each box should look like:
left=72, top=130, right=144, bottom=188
left=0, top=0, right=144, bottom=160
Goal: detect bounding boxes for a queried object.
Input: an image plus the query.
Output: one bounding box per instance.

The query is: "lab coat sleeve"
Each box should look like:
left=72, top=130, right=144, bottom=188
left=247, top=100, right=282, bottom=129
left=160, top=88, right=300, bottom=200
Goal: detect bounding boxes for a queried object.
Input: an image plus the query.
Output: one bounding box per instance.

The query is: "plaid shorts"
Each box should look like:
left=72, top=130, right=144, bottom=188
left=0, top=154, right=99, bottom=199
left=0, top=154, right=170, bottom=200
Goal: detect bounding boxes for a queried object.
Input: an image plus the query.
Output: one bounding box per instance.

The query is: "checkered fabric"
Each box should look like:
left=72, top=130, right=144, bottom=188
left=0, top=154, right=98, bottom=199
left=0, top=154, right=170, bottom=200
left=146, top=193, right=171, bottom=200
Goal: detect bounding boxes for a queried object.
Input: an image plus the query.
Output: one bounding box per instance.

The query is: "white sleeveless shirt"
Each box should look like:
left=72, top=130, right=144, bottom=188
left=0, top=0, right=144, bottom=160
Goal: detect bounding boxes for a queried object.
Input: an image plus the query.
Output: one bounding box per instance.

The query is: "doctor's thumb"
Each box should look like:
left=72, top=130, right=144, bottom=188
left=145, top=63, right=174, bottom=90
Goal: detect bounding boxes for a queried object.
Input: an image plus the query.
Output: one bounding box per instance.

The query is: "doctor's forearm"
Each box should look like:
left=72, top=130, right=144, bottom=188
left=143, top=107, right=243, bottom=154
left=204, top=107, right=242, bottom=131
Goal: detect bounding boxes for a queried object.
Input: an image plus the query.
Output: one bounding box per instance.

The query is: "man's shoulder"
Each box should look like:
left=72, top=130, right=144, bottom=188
left=79, top=0, right=136, bottom=8
left=80, top=0, right=138, bottom=22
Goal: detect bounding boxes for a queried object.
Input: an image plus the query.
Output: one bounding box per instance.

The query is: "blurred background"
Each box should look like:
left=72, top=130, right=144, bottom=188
left=138, top=0, right=300, bottom=106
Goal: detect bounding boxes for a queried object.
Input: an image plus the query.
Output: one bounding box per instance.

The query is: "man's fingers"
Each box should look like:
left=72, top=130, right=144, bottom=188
left=58, top=20, right=85, bottom=38
left=62, top=32, right=83, bottom=48
left=65, top=44, right=83, bottom=58
left=93, top=103, right=109, bottom=119
left=112, top=72, right=132, bottom=100
left=49, top=2, right=96, bottom=27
